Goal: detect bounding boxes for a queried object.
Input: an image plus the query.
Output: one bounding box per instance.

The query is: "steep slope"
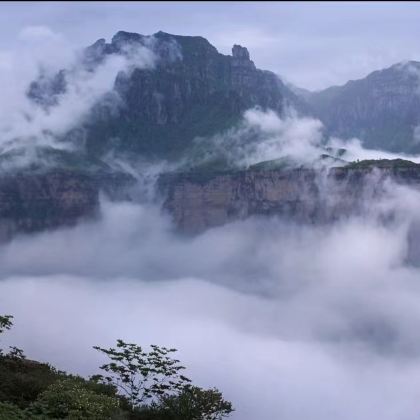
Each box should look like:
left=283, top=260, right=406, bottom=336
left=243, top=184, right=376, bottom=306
left=7, top=32, right=420, bottom=239
left=34, top=30, right=308, bottom=162
left=0, top=169, right=134, bottom=241
left=160, top=161, right=420, bottom=233
left=306, top=61, right=420, bottom=153
left=0, top=30, right=314, bottom=239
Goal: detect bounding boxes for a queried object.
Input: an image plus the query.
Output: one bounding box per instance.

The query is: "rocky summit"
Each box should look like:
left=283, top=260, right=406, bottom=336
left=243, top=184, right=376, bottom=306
left=46, top=31, right=307, bottom=161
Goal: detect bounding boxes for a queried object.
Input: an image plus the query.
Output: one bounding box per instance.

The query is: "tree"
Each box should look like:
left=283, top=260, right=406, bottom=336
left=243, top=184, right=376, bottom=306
left=158, top=386, right=234, bottom=420
left=0, top=315, right=13, bottom=335
left=92, top=340, right=192, bottom=409
left=0, top=314, right=25, bottom=360
left=0, top=315, right=13, bottom=356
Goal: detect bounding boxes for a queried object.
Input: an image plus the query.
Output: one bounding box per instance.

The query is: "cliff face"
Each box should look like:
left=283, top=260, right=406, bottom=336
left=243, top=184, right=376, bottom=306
left=305, top=61, right=420, bottom=153
left=53, top=31, right=307, bottom=160
left=3, top=162, right=418, bottom=239
left=160, top=166, right=420, bottom=232
left=10, top=32, right=420, bottom=239
left=3, top=30, right=312, bottom=239
left=0, top=170, right=134, bottom=241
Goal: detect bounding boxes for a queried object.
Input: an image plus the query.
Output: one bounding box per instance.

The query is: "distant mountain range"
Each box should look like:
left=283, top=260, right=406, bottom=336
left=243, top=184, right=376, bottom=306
left=27, top=31, right=420, bottom=161
left=1, top=30, right=420, bottom=238
left=302, top=61, right=420, bottom=154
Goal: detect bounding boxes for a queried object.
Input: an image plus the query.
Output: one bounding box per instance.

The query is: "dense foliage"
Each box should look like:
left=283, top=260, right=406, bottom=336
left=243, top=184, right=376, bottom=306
left=0, top=315, right=233, bottom=419
left=345, top=158, right=420, bottom=169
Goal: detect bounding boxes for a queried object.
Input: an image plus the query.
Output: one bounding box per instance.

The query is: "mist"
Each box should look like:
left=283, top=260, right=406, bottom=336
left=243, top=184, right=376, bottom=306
left=187, top=108, right=420, bottom=171
left=2, top=179, right=420, bottom=419
left=0, top=26, right=156, bottom=170
left=3, top=22, right=420, bottom=420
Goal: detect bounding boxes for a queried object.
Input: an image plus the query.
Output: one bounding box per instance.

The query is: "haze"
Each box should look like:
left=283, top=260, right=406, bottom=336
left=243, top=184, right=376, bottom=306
left=2, top=2, right=420, bottom=420
left=2, top=2, right=420, bottom=89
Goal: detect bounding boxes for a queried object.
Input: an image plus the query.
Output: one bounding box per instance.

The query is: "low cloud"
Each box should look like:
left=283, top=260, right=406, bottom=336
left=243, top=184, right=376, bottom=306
left=0, top=27, right=157, bottom=169
left=187, top=108, right=420, bottom=171
left=2, top=181, right=420, bottom=419
left=3, top=24, right=420, bottom=420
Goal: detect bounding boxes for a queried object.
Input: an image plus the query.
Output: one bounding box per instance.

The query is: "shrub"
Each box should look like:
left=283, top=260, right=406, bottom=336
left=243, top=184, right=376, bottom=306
left=29, top=378, right=122, bottom=419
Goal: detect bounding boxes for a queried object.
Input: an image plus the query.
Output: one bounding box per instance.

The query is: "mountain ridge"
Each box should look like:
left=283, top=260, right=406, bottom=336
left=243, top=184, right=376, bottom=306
left=40, top=30, right=309, bottom=162
left=2, top=31, right=420, bottom=238
left=302, top=60, right=420, bottom=153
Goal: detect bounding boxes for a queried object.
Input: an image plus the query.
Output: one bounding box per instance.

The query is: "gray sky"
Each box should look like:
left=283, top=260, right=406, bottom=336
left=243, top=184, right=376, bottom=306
left=2, top=1, right=420, bottom=90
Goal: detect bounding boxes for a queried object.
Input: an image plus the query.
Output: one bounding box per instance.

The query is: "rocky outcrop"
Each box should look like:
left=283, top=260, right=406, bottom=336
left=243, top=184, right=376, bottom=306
left=0, top=170, right=134, bottom=241
left=160, top=165, right=420, bottom=233
left=1, top=161, right=420, bottom=239
left=40, top=31, right=308, bottom=160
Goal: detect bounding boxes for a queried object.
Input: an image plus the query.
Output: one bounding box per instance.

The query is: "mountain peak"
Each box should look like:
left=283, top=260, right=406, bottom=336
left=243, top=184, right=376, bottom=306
left=111, top=30, right=145, bottom=46
left=232, top=44, right=250, bottom=60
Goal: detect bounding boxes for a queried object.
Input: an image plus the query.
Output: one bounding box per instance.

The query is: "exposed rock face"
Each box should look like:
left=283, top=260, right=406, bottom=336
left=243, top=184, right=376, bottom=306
left=160, top=166, right=420, bottom=233
left=3, top=31, right=314, bottom=240
left=13, top=32, right=420, bottom=239
left=49, top=31, right=307, bottom=160
left=1, top=163, right=419, bottom=240
left=0, top=170, right=134, bottom=241
left=305, top=61, right=420, bottom=153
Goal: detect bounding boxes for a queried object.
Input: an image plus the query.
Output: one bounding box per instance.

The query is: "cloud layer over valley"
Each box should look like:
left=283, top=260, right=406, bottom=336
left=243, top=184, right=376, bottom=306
left=3, top=20, right=420, bottom=420
left=2, top=186, right=420, bottom=419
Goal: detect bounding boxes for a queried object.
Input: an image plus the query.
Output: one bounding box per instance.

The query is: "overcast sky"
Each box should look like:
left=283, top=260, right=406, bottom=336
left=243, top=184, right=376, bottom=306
left=2, top=1, right=420, bottom=90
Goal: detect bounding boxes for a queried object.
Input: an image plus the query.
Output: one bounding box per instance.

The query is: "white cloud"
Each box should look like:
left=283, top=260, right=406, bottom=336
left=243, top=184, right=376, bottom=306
left=2, top=11, right=420, bottom=420
left=18, top=25, right=62, bottom=42
left=0, top=28, right=157, bottom=169
left=2, top=185, right=420, bottom=419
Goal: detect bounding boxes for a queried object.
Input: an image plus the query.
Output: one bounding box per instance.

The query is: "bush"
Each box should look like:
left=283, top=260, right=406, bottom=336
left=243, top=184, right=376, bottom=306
left=0, top=357, right=61, bottom=409
left=0, top=402, right=27, bottom=420
left=158, top=386, right=234, bottom=420
left=29, top=378, right=122, bottom=419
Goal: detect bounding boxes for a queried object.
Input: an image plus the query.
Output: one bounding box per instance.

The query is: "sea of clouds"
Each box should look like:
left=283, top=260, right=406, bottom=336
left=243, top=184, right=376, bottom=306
left=2, top=26, right=420, bottom=420
left=2, top=195, right=420, bottom=420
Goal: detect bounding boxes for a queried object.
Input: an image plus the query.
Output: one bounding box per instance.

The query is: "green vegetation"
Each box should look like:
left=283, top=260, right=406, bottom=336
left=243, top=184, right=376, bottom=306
left=92, top=341, right=192, bottom=409
left=0, top=315, right=13, bottom=337
left=249, top=157, right=299, bottom=171
left=0, top=315, right=234, bottom=419
left=345, top=158, right=420, bottom=169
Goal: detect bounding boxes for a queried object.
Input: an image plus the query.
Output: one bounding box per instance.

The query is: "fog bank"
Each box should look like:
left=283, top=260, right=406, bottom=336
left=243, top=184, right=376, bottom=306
left=2, top=193, right=420, bottom=419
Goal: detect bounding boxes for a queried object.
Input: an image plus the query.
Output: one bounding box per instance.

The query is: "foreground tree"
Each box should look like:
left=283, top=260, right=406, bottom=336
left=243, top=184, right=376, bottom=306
left=0, top=315, right=25, bottom=361
left=0, top=318, right=234, bottom=419
left=0, top=315, right=13, bottom=356
left=93, top=340, right=192, bottom=409
left=0, top=315, right=13, bottom=335
left=93, top=339, right=234, bottom=419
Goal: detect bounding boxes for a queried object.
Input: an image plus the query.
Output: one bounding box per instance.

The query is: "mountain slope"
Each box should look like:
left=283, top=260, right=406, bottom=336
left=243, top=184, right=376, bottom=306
left=306, top=61, right=420, bottom=153
left=35, top=30, right=308, bottom=162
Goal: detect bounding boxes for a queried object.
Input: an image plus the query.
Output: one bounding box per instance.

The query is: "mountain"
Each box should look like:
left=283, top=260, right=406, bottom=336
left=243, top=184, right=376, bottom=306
left=0, top=30, right=311, bottom=238
left=31, top=30, right=308, bottom=162
left=4, top=31, right=420, bottom=238
left=305, top=61, right=420, bottom=153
